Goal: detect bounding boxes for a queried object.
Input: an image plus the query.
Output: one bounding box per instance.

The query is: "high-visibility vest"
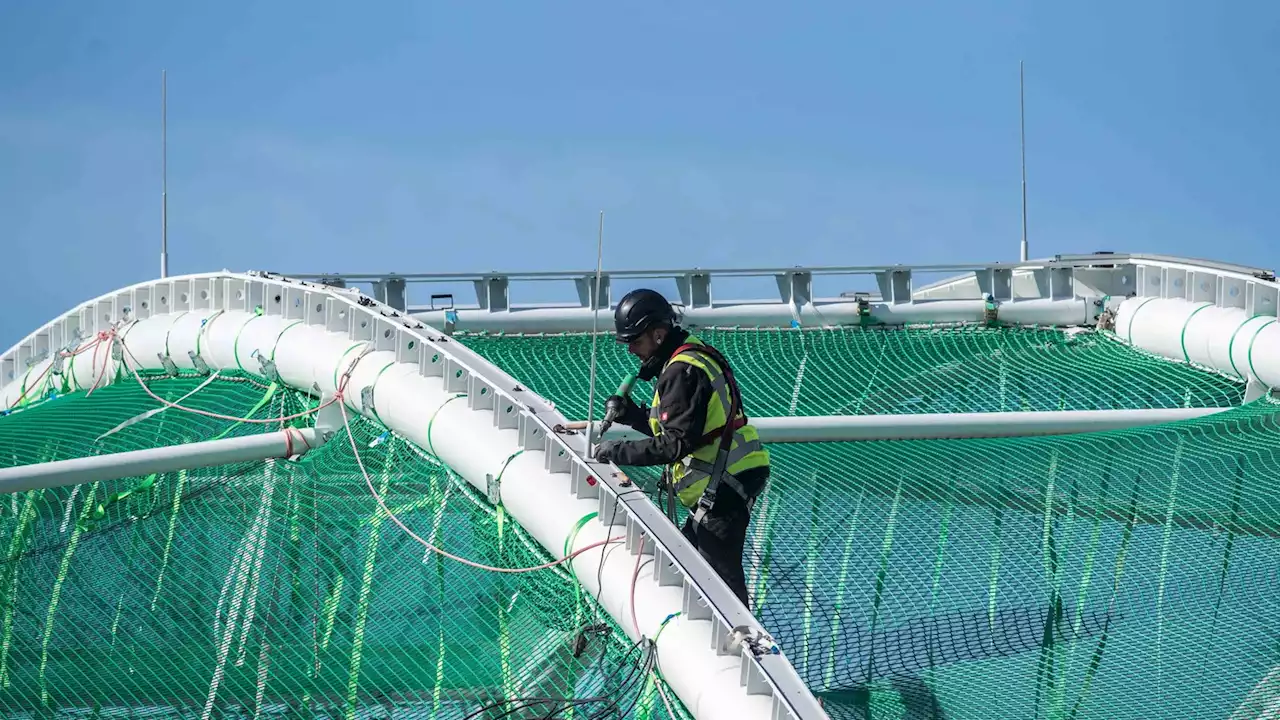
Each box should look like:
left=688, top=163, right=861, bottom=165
left=647, top=336, right=770, bottom=508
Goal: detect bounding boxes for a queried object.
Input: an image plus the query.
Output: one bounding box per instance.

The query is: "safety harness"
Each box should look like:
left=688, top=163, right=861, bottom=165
left=666, top=342, right=755, bottom=525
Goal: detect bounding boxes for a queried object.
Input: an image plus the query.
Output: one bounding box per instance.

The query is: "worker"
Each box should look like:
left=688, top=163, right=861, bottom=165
left=591, top=288, right=770, bottom=609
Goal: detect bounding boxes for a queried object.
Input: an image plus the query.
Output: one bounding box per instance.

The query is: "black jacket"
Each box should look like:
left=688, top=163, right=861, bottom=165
left=607, top=329, right=767, bottom=490
left=608, top=347, right=715, bottom=467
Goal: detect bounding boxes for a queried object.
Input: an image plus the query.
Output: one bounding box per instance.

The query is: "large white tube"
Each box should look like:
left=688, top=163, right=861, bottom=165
left=412, top=297, right=1094, bottom=333
left=0, top=427, right=322, bottom=494
left=1115, top=296, right=1280, bottom=387
left=0, top=306, right=786, bottom=720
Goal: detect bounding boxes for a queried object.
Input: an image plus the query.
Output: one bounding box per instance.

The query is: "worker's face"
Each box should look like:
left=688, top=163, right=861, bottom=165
left=626, top=326, right=665, bottom=361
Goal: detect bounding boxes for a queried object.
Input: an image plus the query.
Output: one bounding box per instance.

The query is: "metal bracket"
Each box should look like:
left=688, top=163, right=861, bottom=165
left=1245, top=377, right=1268, bottom=403
left=983, top=295, right=1000, bottom=326
left=486, top=472, right=502, bottom=505
left=187, top=351, right=210, bottom=376
left=314, top=392, right=343, bottom=442
left=50, top=352, right=65, bottom=376
left=854, top=293, right=871, bottom=323
left=110, top=338, right=124, bottom=363
left=158, top=353, right=179, bottom=376
left=360, top=386, right=376, bottom=416
left=255, top=353, right=280, bottom=383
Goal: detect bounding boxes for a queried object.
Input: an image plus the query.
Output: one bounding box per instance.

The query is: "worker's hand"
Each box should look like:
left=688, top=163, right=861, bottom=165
left=593, top=440, right=622, bottom=464
left=604, top=394, right=637, bottom=420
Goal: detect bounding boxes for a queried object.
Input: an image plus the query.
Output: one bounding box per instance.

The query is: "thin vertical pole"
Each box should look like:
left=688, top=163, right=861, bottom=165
left=585, top=211, right=605, bottom=456
left=161, top=70, right=169, bottom=279
left=1019, top=60, right=1029, bottom=264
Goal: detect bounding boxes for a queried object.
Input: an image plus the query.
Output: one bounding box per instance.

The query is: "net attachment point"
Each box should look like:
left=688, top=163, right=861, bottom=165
left=186, top=351, right=209, bottom=376
left=485, top=472, right=501, bottom=505
left=255, top=354, right=280, bottom=382
left=722, top=625, right=781, bottom=659
left=159, top=353, right=179, bottom=376
left=314, top=392, right=342, bottom=442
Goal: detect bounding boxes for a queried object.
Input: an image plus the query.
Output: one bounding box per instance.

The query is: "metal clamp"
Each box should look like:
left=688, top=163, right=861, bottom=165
left=186, top=351, right=209, bottom=376
left=159, top=353, right=179, bottom=376
left=360, top=386, right=376, bottom=416
left=723, top=625, right=782, bottom=658
left=485, top=472, right=501, bottom=505
left=983, top=295, right=1000, bottom=326
left=255, top=353, right=280, bottom=383
left=854, top=293, right=872, bottom=323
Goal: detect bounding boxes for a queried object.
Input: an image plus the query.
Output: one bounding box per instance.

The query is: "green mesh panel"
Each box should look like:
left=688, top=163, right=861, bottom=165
left=0, top=373, right=685, bottom=719
left=457, top=326, right=1243, bottom=420
left=459, top=327, right=1280, bottom=720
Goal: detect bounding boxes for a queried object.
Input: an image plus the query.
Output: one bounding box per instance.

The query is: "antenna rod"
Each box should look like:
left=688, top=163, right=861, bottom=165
left=161, top=69, right=169, bottom=279
left=585, top=210, right=605, bottom=456
left=1019, top=60, right=1028, bottom=263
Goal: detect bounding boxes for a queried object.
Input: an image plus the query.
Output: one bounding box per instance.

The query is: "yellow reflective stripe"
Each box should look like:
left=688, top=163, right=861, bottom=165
left=659, top=349, right=734, bottom=425
left=673, top=437, right=765, bottom=492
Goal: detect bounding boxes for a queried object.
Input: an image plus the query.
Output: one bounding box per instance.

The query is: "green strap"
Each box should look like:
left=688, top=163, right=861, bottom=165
left=116, top=321, right=140, bottom=380
left=15, top=364, right=37, bottom=408
left=1226, top=315, right=1265, bottom=380
left=63, top=351, right=76, bottom=394
left=563, top=511, right=599, bottom=558
left=365, top=361, right=397, bottom=422
left=165, top=311, right=191, bottom=363
left=195, top=310, right=226, bottom=361
left=332, top=343, right=365, bottom=391
left=1247, top=319, right=1277, bottom=385
left=271, top=320, right=305, bottom=361
left=426, top=394, right=468, bottom=456
left=233, top=314, right=261, bottom=373
left=491, top=449, right=524, bottom=502
left=1125, top=297, right=1157, bottom=343
left=1179, top=302, right=1213, bottom=363
left=211, top=383, right=280, bottom=442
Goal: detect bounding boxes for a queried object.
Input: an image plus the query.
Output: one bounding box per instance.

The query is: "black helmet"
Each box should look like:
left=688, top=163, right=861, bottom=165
left=613, top=288, right=676, bottom=342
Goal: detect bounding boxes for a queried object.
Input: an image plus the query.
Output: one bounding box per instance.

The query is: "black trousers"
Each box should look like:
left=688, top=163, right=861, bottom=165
left=678, top=467, right=768, bottom=610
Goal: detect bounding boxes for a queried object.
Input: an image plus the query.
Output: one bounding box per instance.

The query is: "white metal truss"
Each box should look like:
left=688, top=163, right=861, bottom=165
left=257, top=252, right=1279, bottom=335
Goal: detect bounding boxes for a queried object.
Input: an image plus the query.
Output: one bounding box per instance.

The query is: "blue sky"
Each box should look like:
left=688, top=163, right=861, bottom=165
left=2, top=1, right=1277, bottom=349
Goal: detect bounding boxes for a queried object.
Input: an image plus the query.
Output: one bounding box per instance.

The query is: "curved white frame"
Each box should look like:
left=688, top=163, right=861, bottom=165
left=0, top=272, right=826, bottom=720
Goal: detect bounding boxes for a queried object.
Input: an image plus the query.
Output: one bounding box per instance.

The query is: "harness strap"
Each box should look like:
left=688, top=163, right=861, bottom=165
left=698, top=416, right=746, bottom=446
left=667, top=341, right=749, bottom=520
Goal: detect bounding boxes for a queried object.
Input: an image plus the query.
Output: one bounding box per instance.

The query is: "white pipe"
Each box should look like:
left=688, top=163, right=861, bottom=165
left=576, top=407, right=1229, bottom=444
left=0, top=427, right=323, bottom=494
left=1115, top=296, right=1280, bottom=388
left=411, top=297, right=1095, bottom=334
left=0, top=306, right=789, bottom=720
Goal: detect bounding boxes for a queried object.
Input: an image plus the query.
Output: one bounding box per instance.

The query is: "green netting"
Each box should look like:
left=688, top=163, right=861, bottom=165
left=0, top=373, right=686, bottom=719
left=2, top=323, right=1273, bottom=720
left=456, top=326, right=1244, bottom=420
left=461, top=326, right=1280, bottom=720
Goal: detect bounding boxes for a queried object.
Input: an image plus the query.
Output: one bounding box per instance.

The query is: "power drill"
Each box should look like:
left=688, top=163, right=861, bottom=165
left=597, top=372, right=638, bottom=438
